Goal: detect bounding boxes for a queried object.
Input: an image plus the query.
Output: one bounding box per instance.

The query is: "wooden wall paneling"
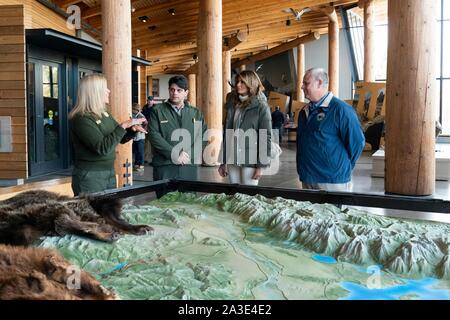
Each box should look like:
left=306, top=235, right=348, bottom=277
left=0, top=153, right=27, bottom=161
left=29, top=0, right=76, bottom=36
left=0, top=4, right=27, bottom=180
left=0, top=170, right=27, bottom=179
left=0, top=108, right=25, bottom=117
left=0, top=0, right=75, bottom=34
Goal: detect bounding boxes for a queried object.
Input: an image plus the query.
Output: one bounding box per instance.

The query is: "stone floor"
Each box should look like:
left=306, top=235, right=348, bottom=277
left=133, top=142, right=450, bottom=198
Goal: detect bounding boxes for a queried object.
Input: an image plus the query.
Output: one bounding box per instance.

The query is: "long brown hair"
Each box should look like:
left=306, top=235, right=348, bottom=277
left=235, top=70, right=265, bottom=98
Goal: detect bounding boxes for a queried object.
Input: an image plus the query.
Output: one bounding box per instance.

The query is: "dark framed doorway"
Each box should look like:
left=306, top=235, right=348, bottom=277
left=27, top=59, right=65, bottom=176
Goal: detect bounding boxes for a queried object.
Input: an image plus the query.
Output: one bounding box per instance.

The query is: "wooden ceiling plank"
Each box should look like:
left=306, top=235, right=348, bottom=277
left=233, top=31, right=320, bottom=68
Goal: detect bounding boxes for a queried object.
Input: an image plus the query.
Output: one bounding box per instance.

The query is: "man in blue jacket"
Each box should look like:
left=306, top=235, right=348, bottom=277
left=296, top=68, right=365, bottom=192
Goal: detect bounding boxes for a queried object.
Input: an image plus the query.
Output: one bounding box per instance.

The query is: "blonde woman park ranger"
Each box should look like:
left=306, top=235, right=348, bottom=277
left=69, top=74, right=146, bottom=195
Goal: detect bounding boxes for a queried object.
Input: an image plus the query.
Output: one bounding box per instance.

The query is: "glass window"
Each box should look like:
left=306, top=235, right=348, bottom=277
left=374, top=25, right=388, bottom=81
left=439, top=0, right=450, bottom=134
left=43, top=65, right=58, bottom=98
left=444, top=0, right=450, bottom=20
left=43, top=84, right=51, bottom=98
left=43, top=66, right=50, bottom=84
left=346, top=8, right=387, bottom=81
left=52, top=67, right=58, bottom=83
left=441, top=80, right=450, bottom=135
left=346, top=1, right=450, bottom=134
left=52, top=84, right=58, bottom=98
left=443, top=21, right=450, bottom=78
left=348, top=10, right=364, bottom=80
left=42, top=64, right=60, bottom=161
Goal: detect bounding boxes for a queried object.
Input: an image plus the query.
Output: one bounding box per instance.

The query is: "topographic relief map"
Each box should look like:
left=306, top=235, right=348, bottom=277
left=40, top=192, right=450, bottom=300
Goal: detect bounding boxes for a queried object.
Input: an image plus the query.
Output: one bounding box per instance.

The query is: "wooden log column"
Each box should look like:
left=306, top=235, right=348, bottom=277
left=296, top=44, right=305, bottom=101
left=322, top=7, right=339, bottom=96
left=385, top=0, right=438, bottom=196
left=223, top=50, right=232, bottom=103
left=197, top=0, right=222, bottom=164
left=362, top=0, right=376, bottom=82
left=101, top=0, right=132, bottom=188
left=138, top=49, right=148, bottom=106
left=188, top=73, right=197, bottom=106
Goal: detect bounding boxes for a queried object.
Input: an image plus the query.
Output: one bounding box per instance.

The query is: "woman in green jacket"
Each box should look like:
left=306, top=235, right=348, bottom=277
left=69, top=74, right=146, bottom=195
left=218, top=70, right=272, bottom=185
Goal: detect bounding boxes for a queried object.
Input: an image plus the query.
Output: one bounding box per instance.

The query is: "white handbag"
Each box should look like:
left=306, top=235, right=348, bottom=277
left=270, top=141, right=282, bottom=159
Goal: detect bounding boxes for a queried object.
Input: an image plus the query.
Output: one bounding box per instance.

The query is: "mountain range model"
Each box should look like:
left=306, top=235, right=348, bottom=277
left=162, top=192, right=450, bottom=279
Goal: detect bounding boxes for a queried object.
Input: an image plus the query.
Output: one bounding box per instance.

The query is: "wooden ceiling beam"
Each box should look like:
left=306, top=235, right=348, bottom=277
left=78, top=0, right=141, bottom=20
left=223, top=31, right=248, bottom=51
left=233, top=31, right=320, bottom=68
left=87, top=0, right=344, bottom=32
left=130, top=12, right=331, bottom=46
left=85, top=0, right=199, bottom=28
left=183, top=30, right=249, bottom=75
left=132, top=19, right=329, bottom=51
left=51, top=0, right=359, bottom=74
left=130, top=7, right=332, bottom=37
left=134, top=22, right=328, bottom=62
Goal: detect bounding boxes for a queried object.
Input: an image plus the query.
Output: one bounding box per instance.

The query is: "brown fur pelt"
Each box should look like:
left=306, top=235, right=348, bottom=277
left=0, top=190, right=153, bottom=246
left=0, top=244, right=116, bottom=300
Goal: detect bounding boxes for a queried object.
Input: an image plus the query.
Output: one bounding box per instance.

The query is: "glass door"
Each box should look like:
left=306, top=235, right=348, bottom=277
left=27, top=60, right=64, bottom=176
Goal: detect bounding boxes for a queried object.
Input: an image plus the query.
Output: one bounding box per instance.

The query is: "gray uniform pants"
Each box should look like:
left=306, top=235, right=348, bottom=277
left=301, top=181, right=352, bottom=192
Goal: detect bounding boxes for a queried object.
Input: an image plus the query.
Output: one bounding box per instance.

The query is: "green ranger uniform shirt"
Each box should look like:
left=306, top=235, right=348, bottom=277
left=148, top=101, right=208, bottom=167
left=70, top=112, right=126, bottom=171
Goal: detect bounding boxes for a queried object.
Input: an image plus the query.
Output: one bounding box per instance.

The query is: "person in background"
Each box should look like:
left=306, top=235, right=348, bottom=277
left=142, top=96, right=156, bottom=165
left=218, top=70, right=272, bottom=186
left=132, top=103, right=148, bottom=172
left=271, top=105, right=285, bottom=144
left=148, top=75, right=208, bottom=197
left=296, top=68, right=365, bottom=192
left=69, top=74, right=146, bottom=196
